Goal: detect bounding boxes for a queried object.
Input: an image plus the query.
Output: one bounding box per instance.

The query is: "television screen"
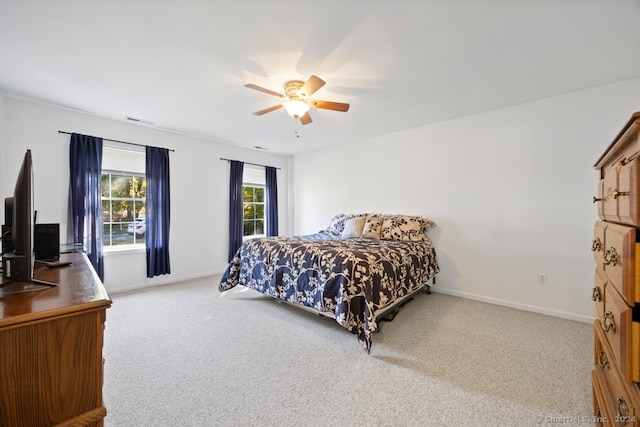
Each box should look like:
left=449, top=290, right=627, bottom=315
left=1, top=150, right=34, bottom=284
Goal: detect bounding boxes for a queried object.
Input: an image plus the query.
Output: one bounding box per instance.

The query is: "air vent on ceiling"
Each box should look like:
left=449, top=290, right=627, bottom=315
left=125, top=116, right=154, bottom=125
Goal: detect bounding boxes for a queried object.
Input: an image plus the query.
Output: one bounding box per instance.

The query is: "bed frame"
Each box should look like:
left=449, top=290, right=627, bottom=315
left=274, top=276, right=436, bottom=328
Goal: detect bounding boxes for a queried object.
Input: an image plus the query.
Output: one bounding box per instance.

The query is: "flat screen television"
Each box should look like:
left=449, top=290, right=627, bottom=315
left=1, top=197, right=13, bottom=255
left=1, top=150, right=56, bottom=288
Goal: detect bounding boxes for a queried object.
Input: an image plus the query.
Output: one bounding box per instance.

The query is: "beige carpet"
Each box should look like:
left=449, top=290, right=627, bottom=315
left=103, top=275, right=593, bottom=426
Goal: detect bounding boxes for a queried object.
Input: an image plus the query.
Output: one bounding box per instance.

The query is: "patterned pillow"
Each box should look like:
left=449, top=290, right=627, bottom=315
left=417, top=216, right=436, bottom=232
left=361, top=216, right=384, bottom=239
left=326, top=213, right=380, bottom=236
left=380, top=215, right=435, bottom=241
left=326, top=214, right=349, bottom=235
left=342, top=216, right=367, bottom=238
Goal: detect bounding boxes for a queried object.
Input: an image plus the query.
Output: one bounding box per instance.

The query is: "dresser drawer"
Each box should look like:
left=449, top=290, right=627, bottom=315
left=597, top=158, right=640, bottom=227
left=596, top=179, right=606, bottom=222
left=593, top=369, right=614, bottom=426
left=599, top=222, right=637, bottom=305
left=618, top=158, right=640, bottom=226
left=594, top=322, right=639, bottom=426
left=599, top=167, right=621, bottom=223
left=598, top=286, right=640, bottom=384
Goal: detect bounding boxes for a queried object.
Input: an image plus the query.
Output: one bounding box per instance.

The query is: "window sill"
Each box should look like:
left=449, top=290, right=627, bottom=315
left=103, top=245, right=145, bottom=254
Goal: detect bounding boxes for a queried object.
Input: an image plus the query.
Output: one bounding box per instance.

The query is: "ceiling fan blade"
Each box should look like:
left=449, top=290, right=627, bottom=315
left=299, top=75, right=326, bottom=98
left=299, top=112, right=312, bottom=125
left=253, top=104, right=283, bottom=116
left=245, top=84, right=284, bottom=98
left=310, top=100, right=350, bottom=112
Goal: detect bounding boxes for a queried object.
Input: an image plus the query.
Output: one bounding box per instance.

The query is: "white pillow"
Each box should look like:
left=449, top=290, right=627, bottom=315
left=341, top=216, right=367, bottom=238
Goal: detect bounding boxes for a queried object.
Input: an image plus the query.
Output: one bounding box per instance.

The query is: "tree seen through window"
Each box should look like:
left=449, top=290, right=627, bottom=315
left=101, top=172, right=146, bottom=246
left=243, top=185, right=264, bottom=236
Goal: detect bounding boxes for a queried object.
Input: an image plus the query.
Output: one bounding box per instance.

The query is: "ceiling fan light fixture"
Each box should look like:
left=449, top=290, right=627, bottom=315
left=282, top=99, right=309, bottom=119
left=245, top=75, right=348, bottom=125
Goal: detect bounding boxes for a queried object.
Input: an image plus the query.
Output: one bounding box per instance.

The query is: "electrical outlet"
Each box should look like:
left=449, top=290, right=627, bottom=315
left=538, top=273, right=547, bottom=285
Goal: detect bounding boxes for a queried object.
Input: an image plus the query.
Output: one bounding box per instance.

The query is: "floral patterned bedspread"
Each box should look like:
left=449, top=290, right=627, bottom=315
left=218, top=233, right=439, bottom=352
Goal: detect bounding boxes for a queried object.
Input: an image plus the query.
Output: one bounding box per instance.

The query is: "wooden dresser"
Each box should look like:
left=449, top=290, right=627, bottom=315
left=592, top=112, right=640, bottom=426
left=0, top=252, right=111, bottom=426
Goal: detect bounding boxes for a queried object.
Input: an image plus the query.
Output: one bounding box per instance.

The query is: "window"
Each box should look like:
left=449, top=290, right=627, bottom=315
left=242, top=165, right=266, bottom=238
left=101, top=171, right=146, bottom=246
left=243, top=185, right=264, bottom=237
left=101, top=146, right=146, bottom=248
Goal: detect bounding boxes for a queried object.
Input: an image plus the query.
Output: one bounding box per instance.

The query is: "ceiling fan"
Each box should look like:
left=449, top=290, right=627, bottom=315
left=244, top=75, right=349, bottom=125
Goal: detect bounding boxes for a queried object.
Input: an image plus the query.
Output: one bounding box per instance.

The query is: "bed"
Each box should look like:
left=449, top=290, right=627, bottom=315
left=218, top=213, right=439, bottom=353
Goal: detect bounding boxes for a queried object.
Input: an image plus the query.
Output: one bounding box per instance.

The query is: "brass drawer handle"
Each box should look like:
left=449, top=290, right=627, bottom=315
left=591, top=238, right=602, bottom=252
left=593, top=196, right=603, bottom=203
left=613, top=189, right=630, bottom=199
left=592, top=286, right=602, bottom=302
left=601, top=311, right=617, bottom=334
left=603, top=247, right=619, bottom=266
left=616, top=396, right=630, bottom=424
left=598, top=350, right=609, bottom=370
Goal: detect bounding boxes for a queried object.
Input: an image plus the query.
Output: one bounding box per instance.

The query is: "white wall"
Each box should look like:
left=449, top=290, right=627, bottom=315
left=292, top=77, right=640, bottom=323
left=0, top=93, right=4, bottom=200
left=0, top=96, right=290, bottom=293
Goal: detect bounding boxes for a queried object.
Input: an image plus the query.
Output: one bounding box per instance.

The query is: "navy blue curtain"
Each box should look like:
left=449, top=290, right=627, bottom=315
left=265, top=166, right=278, bottom=236
left=228, top=160, right=244, bottom=262
left=145, top=147, right=171, bottom=278
left=68, top=133, right=104, bottom=281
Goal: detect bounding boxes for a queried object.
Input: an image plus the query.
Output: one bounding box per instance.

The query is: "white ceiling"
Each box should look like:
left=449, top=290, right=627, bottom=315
left=1, top=0, right=639, bottom=155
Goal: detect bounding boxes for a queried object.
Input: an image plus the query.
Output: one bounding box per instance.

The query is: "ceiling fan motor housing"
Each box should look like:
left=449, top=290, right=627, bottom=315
left=284, top=80, right=306, bottom=100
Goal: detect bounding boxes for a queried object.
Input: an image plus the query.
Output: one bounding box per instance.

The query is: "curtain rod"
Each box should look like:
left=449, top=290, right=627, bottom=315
left=220, top=157, right=281, bottom=170
left=58, top=130, right=175, bottom=152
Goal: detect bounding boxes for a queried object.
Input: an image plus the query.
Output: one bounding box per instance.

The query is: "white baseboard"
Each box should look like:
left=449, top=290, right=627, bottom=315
left=432, top=287, right=595, bottom=324
left=108, top=270, right=224, bottom=295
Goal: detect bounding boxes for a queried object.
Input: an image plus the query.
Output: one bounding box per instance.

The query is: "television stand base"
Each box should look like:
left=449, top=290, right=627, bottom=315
left=0, top=278, right=58, bottom=291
